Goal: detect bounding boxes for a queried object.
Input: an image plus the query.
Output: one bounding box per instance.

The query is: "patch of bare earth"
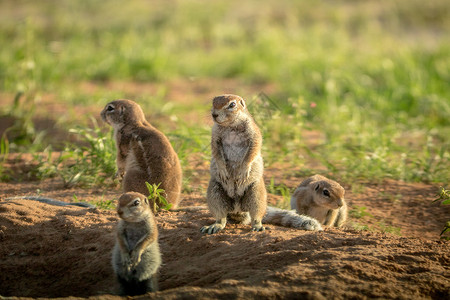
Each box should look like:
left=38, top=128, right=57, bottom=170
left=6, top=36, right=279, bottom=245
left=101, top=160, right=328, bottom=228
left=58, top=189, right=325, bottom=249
left=0, top=170, right=449, bottom=299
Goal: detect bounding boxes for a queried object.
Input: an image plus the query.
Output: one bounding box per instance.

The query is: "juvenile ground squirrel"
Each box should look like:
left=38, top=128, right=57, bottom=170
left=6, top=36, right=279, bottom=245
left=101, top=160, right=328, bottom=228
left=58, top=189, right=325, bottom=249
left=291, top=175, right=347, bottom=227
left=101, top=99, right=182, bottom=208
left=201, top=95, right=322, bottom=234
left=112, top=192, right=161, bottom=295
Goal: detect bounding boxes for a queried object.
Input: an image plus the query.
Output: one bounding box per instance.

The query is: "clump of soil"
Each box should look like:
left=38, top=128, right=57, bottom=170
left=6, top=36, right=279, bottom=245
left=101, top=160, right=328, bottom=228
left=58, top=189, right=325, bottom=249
left=0, top=198, right=448, bottom=299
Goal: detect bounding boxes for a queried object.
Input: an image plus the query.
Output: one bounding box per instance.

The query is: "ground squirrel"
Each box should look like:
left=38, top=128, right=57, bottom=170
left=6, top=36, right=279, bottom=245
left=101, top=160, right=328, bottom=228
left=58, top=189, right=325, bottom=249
left=200, top=94, right=266, bottom=234
left=101, top=99, right=182, bottom=209
left=291, top=175, right=347, bottom=227
left=201, top=94, right=322, bottom=234
left=112, top=192, right=161, bottom=295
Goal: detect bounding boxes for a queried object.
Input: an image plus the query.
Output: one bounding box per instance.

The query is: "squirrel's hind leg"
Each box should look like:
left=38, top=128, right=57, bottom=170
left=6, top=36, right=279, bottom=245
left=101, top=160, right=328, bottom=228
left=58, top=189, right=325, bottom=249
left=201, top=179, right=232, bottom=234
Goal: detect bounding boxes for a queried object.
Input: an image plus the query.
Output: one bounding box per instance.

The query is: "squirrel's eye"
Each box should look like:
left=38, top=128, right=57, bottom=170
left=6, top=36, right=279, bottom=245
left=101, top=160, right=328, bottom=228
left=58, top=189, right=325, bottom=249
left=228, top=102, right=236, bottom=109
left=133, top=199, right=140, bottom=206
left=106, top=105, right=115, bottom=112
left=323, top=189, right=330, bottom=197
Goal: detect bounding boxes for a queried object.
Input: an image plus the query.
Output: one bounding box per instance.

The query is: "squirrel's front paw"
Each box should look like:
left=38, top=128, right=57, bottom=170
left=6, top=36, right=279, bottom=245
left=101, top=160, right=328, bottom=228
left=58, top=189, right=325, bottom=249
left=121, top=253, right=132, bottom=271
left=114, top=170, right=125, bottom=181
left=130, top=251, right=142, bottom=268
left=218, top=168, right=229, bottom=182
left=238, top=165, right=251, bottom=180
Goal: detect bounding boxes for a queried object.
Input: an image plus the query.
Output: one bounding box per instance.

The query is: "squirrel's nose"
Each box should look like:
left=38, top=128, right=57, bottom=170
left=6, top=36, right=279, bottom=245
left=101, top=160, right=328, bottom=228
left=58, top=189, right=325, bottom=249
left=212, top=113, right=218, bottom=119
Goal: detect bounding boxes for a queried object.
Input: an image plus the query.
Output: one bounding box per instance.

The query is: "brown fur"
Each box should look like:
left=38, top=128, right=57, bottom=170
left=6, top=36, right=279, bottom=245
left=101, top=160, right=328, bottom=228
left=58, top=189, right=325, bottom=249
left=291, top=175, right=347, bottom=227
left=101, top=99, right=182, bottom=209
left=112, top=192, right=161, bottom=295
left=201, top=94, right=267, bottom=234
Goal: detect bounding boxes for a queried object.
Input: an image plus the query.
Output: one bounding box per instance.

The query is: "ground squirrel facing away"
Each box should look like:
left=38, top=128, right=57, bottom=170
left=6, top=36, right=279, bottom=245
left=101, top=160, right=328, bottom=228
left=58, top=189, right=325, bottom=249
left=112, top=192, right=161, bottom=295
left=201, top=95, right=322, bottom=234
left=291, top=175, right=347, bottom=227
left=101, top=99, right=182, bottom=209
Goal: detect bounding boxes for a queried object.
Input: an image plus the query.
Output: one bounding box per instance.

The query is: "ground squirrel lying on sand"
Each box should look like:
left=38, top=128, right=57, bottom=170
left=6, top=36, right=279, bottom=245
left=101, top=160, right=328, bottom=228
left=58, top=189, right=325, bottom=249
left=291, top=174, right=347, bottom=227
left=201, top=94, right=322, bottom=234
left=101, top=99, right=182, bottom=209
left=112, top=192, right=161, bottom=295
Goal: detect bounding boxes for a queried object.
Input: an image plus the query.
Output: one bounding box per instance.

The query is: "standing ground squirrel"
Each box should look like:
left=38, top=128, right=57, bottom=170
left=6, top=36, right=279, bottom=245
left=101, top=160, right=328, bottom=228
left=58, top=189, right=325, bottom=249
left=291, top=174, right=347, bottom=227
left=101, top=99, right=182, bottom=209
left=200, top=95, right=322, bottom=234
left=201, top=94, right=267, bottom=234
left=112, top=192, right=161, bottom=295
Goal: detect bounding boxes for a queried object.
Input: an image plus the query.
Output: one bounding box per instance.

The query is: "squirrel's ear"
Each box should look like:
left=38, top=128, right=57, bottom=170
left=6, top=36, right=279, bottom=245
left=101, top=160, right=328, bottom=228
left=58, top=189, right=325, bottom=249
left=314, top=184, right=320, bottom=191
left=144, top=197, right=149, bottom=205
left=239, top=99, right=246, bottom=109
left=119, top=105, right=126, bottom=117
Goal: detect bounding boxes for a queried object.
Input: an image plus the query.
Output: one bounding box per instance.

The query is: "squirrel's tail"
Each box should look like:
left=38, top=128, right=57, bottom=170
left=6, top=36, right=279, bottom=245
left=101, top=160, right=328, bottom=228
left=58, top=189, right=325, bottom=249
left=262, top=206, right=323, bottom=231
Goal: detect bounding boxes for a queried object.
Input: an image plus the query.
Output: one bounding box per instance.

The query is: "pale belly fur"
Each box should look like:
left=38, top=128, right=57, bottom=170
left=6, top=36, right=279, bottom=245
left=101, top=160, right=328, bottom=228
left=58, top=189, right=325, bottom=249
left=213, top=130, right=263, bottom=198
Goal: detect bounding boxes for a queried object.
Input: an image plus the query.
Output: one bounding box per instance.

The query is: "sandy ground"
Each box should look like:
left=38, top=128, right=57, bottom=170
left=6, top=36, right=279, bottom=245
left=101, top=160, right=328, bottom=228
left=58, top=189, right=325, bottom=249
left=0, top=176, right=449, bottom=299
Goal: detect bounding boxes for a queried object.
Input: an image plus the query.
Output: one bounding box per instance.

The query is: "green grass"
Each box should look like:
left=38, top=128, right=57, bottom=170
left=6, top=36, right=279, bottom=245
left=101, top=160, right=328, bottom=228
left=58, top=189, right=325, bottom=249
left=349, top=206, right=373, bottom=219
left=267, top=177, right=292, bottom=209
left=0, top=135, right=10, bottom=181
left=0, top=0, right=448, bottom=185
left=30, top=119, right=117, bottom=188
left=349, top=222, right=370, bottom=232
left=379, top=222, right=402, bottom=236
left=72, top=194, right=116, bottom=210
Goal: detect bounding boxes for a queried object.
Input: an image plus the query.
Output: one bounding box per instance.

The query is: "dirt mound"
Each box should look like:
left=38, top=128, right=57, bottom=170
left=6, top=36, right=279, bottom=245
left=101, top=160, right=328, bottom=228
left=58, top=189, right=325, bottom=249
left=0, top=199, right=448, bottom=299
left=0, top=200, right=117, bottom=297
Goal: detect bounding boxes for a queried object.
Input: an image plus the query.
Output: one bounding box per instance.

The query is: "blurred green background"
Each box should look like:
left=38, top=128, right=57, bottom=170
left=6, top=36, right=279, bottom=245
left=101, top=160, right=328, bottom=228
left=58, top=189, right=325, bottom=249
left=0, top=0, right=448, bottom=185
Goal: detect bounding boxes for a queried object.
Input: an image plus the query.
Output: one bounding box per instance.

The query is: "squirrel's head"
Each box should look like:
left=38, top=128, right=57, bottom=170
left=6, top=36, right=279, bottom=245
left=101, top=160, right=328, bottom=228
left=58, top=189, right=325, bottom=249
left=100, top=99, right=146, bottom=129
left=211, top=94, right=248, bottom=126
left=117, top=192, right=153, bottom=222
left=312, top=179, right=345, bottom=209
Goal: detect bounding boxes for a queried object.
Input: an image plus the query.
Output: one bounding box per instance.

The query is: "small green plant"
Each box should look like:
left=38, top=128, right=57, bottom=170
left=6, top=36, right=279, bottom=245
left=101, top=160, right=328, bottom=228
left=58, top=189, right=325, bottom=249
left=31, top=147, right=58, bottom=180
left=145, top=182, right=171, bottom=211
left=434, top=187, right=450, bottom=206
left=30, top=120, right=117, bottom=187
left=267, top=177, right=291, bottom=209
left=379, top=221, right=402, bottom=236
left=434, top=187, right=450, bottom=239
left=0, top=134, right=10, bottom=181
left=53, top=120, right=116, bottom=187
left=349, top=206, right=373, bottom=219
left=349, top=221, right=370, bottom=232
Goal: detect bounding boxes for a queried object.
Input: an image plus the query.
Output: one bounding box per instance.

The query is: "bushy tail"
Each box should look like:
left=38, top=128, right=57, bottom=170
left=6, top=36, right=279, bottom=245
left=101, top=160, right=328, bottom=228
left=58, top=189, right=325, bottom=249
left=262, top=206, right=323, bottom=231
